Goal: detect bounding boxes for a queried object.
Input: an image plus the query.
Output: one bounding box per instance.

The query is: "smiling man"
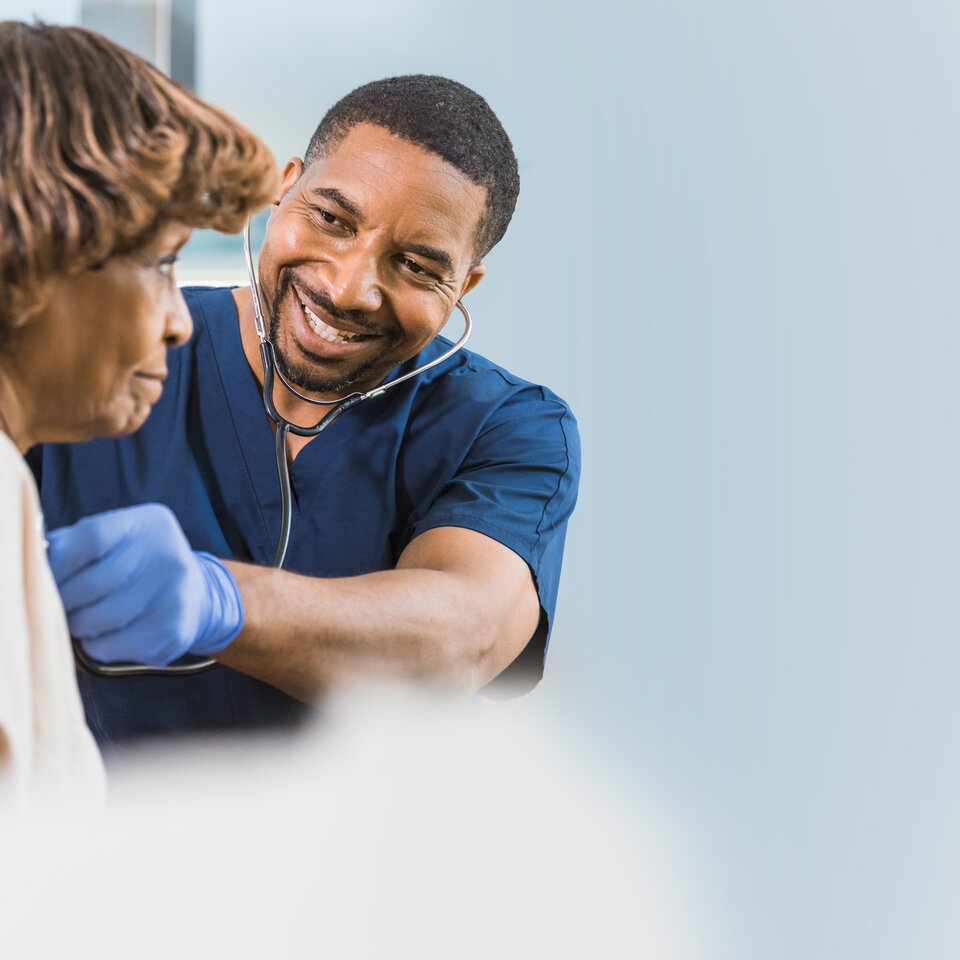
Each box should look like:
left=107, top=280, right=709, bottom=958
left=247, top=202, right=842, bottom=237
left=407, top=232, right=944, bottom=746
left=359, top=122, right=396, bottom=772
left=31, top=76, right=581, bottom=746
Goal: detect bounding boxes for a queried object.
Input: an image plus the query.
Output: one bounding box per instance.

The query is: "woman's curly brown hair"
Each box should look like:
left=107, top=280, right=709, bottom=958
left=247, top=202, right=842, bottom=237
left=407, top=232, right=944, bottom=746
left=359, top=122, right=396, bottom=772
left=0, top=21, right=279, bottom=331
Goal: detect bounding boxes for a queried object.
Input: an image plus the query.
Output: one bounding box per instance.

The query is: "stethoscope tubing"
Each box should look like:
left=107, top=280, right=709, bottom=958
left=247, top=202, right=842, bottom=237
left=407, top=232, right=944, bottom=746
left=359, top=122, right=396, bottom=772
left=75, top=216, right=472, bottom=677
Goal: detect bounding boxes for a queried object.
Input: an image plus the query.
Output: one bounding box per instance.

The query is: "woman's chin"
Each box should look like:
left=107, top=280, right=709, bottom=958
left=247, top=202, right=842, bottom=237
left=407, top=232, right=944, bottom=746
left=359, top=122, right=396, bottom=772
left=89, top=403, right=154, bottom=440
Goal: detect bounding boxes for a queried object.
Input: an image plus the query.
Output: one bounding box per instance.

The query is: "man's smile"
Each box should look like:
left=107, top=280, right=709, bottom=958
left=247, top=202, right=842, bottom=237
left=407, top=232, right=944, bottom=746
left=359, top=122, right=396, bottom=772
left=304, top=304, right=364, bottom=343
left=289, top=285, right=380, bottom=360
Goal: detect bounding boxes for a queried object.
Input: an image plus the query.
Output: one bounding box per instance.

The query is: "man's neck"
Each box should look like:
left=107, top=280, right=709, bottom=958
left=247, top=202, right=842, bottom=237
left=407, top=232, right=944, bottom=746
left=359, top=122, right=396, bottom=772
left=232, top=286, right=355, bottom=461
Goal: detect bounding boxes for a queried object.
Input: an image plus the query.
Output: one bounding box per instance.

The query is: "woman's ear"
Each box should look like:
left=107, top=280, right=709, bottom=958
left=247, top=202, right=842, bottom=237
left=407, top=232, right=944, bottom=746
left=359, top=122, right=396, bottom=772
left=6, top=283, right=52, bottom=333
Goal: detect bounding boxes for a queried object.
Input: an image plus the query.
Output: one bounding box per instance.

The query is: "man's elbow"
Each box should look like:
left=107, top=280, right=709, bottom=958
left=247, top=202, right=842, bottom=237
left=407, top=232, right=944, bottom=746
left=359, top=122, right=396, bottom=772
left=427, top=599, right=538, bottom=694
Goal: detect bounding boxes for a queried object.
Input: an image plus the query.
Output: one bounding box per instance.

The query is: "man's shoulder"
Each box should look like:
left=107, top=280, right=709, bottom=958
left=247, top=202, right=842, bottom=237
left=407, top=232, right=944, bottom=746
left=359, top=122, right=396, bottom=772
left=166, top=286, right=242, bottom=376
left=179, top=285, right=238, bottom=327
left=416, top=338, right=575, bottom=420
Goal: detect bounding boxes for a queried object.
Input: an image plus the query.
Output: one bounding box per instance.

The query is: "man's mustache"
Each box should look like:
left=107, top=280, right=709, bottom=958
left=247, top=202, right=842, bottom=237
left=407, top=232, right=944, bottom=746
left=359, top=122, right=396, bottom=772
left=277, top=271, right=380, bottom=333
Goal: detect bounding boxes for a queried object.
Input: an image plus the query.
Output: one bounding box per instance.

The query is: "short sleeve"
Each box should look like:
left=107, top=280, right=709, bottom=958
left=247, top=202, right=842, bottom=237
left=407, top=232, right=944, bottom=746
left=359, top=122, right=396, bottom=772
left=407, top=387, right=581, bottom=693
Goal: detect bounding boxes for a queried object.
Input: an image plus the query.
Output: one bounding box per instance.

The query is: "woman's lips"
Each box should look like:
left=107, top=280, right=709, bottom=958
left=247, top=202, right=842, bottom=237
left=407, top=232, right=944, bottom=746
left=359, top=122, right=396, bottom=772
left=132, top=371, right=166, bottom=401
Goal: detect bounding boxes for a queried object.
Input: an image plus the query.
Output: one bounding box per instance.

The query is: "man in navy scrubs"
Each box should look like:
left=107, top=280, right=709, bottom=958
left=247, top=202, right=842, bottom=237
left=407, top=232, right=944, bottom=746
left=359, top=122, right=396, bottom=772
left=32, top=75, right=581, bottom=746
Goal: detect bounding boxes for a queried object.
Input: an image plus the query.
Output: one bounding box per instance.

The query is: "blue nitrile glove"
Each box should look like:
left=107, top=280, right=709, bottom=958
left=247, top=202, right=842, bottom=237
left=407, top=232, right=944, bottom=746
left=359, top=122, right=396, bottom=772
left=46, top=503, right=243, bottom=667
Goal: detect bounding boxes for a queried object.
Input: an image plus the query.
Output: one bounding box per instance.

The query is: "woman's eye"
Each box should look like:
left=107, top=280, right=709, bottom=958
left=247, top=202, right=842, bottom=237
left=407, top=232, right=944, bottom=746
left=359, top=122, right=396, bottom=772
left=157, top=254, right=178, bottom=279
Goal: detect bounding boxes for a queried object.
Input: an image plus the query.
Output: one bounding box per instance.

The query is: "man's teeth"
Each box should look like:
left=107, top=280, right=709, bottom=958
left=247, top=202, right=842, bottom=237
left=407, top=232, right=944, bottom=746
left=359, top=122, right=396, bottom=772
left=303, top=303, right=363, bottom=343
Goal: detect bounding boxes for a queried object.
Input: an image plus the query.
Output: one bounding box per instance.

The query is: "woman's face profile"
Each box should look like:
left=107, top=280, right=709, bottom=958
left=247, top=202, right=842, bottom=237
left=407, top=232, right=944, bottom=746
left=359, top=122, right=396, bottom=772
left=19, top=221, right=194, bottom=443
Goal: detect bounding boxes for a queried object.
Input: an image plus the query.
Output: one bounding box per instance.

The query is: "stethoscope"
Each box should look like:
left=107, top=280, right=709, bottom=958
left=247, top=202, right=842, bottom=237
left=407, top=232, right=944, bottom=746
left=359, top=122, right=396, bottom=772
left=74, top=216, right=473, bottom=677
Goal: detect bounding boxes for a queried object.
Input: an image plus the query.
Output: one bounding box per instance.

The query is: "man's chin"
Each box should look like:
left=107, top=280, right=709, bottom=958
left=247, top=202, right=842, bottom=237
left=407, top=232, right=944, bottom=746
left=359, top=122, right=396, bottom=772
left=275, top=344, right=385, bottom=397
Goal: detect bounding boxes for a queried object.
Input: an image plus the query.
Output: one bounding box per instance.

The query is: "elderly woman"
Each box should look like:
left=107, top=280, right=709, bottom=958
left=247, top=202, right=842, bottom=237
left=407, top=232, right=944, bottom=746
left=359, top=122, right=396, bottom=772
left=0, top=21, right=278, bottom=802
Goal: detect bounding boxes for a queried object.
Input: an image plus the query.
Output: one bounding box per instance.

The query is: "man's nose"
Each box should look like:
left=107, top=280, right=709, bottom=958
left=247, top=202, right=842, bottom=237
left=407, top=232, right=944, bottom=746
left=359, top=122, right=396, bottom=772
left=323, top=244, right=383, bottom=313
left=164, top=291, right=193, bottom=347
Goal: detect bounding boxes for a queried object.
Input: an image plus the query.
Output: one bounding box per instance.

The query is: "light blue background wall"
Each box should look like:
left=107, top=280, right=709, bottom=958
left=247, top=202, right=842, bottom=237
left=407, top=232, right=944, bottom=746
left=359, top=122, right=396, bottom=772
left=4, top=1, right=960, bottom=955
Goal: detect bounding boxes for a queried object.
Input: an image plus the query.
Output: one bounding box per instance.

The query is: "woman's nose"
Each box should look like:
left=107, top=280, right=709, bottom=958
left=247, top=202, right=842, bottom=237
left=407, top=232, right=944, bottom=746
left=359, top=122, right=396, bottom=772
left=164, top=291, right=194, bottom=347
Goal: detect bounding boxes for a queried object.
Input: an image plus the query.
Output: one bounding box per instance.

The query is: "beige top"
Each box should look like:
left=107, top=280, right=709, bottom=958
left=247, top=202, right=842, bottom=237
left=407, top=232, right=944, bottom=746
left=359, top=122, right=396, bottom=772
left=0, top=432, right=104, bottom=808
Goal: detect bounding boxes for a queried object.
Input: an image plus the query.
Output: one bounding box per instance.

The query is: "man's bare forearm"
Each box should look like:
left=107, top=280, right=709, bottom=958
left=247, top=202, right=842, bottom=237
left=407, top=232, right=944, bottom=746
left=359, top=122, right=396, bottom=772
left=216, top=562, right=505, bottom=702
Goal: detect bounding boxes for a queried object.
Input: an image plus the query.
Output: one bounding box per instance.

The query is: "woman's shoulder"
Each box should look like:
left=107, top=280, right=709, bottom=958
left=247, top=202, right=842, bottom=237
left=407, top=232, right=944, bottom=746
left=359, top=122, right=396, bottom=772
left=0, top=433, right=46, bottom=571
left=0, top=431, right=35, bottom=494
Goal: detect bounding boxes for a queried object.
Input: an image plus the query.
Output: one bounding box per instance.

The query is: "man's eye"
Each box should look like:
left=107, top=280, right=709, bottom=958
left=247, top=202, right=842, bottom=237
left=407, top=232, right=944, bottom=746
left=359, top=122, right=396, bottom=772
left=316, top=208, right=340, bottom=225
left=401, top=257, right=427, bottom=275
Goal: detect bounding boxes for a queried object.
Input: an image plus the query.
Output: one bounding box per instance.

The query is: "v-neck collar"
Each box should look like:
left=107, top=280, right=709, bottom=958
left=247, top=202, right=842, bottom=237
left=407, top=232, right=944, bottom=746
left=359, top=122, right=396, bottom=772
left=199, top=288, right=408, bottom=548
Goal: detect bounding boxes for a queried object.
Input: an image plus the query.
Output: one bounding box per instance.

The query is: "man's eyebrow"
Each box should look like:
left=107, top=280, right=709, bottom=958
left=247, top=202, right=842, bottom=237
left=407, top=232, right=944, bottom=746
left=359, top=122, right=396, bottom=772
left=407, top=243, right=453, bottom=273
left=309, top=186, right=363, bottom=219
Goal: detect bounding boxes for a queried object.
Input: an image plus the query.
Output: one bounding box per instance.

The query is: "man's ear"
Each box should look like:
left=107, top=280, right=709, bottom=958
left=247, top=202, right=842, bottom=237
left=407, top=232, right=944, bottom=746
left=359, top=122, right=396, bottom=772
left=275, top=157, right=304, bottom=206
left=459, top=263, right=486, bottom=300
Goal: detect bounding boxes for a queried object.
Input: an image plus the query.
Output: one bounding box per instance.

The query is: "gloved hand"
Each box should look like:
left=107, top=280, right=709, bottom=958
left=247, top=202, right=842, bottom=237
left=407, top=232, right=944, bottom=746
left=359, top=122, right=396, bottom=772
left=47, top=503, right=243, bottom=667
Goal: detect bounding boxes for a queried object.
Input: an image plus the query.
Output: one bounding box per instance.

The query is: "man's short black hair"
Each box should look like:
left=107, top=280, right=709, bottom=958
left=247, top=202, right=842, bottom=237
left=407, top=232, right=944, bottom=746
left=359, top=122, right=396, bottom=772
left=304, top=75, right=519, bottom=262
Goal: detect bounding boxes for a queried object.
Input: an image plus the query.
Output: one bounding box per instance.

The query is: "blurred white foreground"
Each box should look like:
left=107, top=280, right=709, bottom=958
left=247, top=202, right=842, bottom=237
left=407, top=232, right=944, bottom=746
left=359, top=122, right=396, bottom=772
left=0, top=685, right=706, bottom=959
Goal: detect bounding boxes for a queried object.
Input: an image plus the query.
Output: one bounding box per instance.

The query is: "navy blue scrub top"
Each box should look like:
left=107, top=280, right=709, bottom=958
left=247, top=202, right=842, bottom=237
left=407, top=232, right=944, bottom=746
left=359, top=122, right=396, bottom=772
left=29, top=287, right=580, bottom=747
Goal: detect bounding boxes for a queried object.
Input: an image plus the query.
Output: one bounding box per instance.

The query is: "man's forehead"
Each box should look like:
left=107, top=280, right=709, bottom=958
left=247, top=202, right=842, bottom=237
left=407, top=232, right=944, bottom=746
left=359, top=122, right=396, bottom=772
left=298, top=124, right=486, bottom=255
left=308, top=122, right=456, bottom=177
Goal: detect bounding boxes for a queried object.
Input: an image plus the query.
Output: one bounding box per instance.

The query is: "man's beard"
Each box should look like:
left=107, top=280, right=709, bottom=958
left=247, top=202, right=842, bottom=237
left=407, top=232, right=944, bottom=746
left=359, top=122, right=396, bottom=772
left=268, top=272, right=402, bottom=395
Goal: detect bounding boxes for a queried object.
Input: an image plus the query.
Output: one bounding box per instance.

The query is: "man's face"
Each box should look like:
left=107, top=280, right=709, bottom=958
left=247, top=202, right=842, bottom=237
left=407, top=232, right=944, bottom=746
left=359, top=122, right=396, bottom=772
left=258, top=123, right=488, bottom=397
